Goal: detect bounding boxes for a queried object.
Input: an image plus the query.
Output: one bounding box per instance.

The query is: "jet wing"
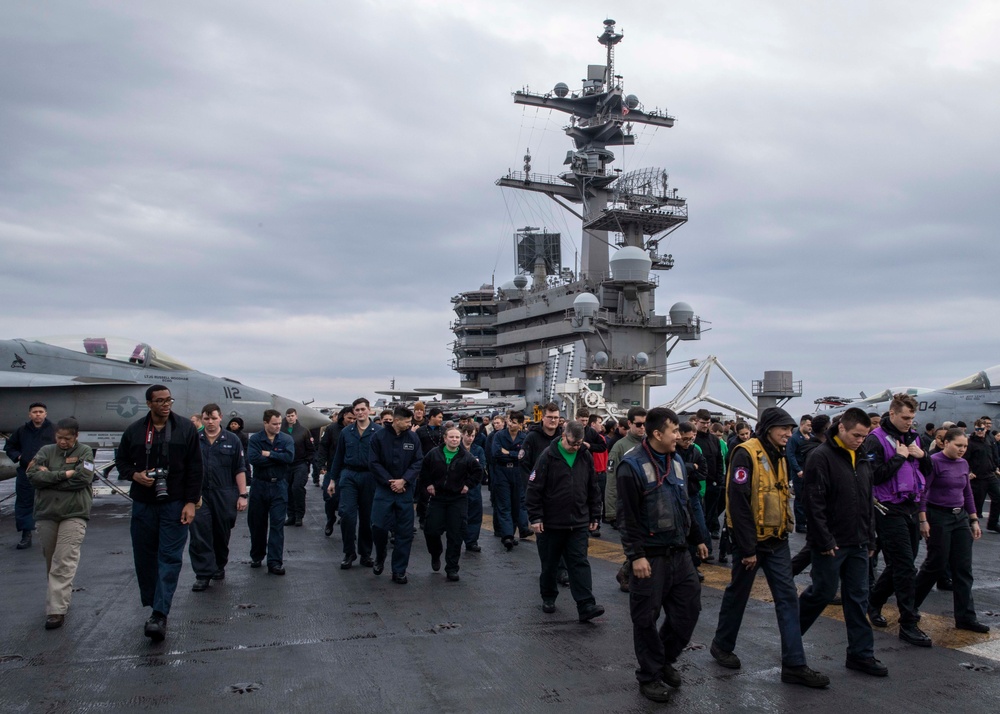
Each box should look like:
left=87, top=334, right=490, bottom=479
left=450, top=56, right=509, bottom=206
left=0, top=373, right=147, bottom=388
left=374, top=390, right=429, bottom=400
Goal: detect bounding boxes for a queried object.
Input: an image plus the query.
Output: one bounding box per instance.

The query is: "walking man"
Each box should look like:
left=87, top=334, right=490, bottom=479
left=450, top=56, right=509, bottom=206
left=116, top=385, right=203, bottom=641
left=525, top=420, right=605, bottom=622
left=710, top=407, right=829, bottom=688
left=189, top=403, right=247, bottom=591
left=369, top=406, right=424, bottom=583
left=798, top=409, right=887, bottom=676
left=281, top=408, right=315, bottom=527
left=247, top=409, right=294, bottom=575
left=865, top=393, right=933, bottom=647
left=617, top=408, right=709, bottom=702
left=5, top=402, right=55, bottom=549
left=329, top=398, right=379, bottom=569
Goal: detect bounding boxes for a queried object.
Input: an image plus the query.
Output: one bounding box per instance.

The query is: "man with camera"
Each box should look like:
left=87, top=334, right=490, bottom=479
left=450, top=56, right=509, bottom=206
left=117, top=385, right=203, bottom=642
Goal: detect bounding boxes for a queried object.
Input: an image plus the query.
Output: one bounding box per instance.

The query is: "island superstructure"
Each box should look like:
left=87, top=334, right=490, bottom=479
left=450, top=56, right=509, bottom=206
left=451, top=19, right=703, bottom=418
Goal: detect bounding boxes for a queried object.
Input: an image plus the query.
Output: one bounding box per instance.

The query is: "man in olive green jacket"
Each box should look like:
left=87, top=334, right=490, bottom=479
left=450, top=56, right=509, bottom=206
left=27, top=418, right=95, bottom=630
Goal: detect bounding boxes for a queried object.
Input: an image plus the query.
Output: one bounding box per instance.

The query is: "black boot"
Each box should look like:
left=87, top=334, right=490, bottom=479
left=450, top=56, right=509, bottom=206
left=16, top=531, right=32, bottom=550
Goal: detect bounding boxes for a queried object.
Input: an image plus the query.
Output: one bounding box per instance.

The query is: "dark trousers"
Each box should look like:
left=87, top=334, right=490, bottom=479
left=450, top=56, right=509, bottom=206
left=972, top=476, right=1000, bottom=529
left=465, top=485, right=483, bottom=545
left=704, top=482, right=722, bottom=534
left=247, top=479, right=287, bottom=567
left=536, top=527, right=595, bottom=611
left=425, top=494, right=468, bottom=574
left=792, top=474, right=807, bottom=531
left=321, top=470, right=339, bottom=525
left=791, top=544, right=811, bottom=576
left=492, top=467, right=520, bottom=539
left=517, top=472, right=530, bottom=533
left=285, top=462, right=309, bottom=520
left=372, top=486, right=414, bottom=576
left=689, top=492, right=709, bottom=562
left=488, top=466, right=500, bottom=533
left=130, top=500, right=189, bottom=615
left=914, top=507, right=977, bottom=624
left=188, top=487, right=238, bottom=578
left=338, top=469, right=374, bottom=558
left=869, top=505, right=920, bottom=624
left=14, top=469, right=35, bottom=532
left=596, top=472, right=607, bottom=521
left=713, top=539, right=806, bottom=667
left=799, top=546, right=874, bottom=659
left=629, top=550, right=701, bottom=684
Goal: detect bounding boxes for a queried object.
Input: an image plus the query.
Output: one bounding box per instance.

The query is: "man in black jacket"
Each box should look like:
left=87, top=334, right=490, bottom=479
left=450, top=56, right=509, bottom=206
left=968, top=418, right=1000, bottom=531
left=694, top=409, right=724, bottom=537
left=526, top=420, right=604, bottom=622
left=519, top=403, right=563, bottom=540
left=618, top=408, right=708, bottom=702
left=116, top=385, right=203, bottom=641
left=799, top=409, right=887, bottom=677
left=4, top=402, right=55, bottom=549
left=281, top=409, right=315, bottom=527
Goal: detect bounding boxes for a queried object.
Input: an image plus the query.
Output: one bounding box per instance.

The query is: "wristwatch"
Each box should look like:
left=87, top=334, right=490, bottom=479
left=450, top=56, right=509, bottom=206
left=238, top=493, right=249, bottom=499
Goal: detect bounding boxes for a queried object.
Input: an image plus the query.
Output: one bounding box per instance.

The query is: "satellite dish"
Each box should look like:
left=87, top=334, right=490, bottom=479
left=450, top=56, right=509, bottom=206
left=626, top=94, right=639, bottom=109
left=554, top=82, right=569, bottom=98
left=512, top=275, right=528, bottom=289
left=635, top=352, right=649, bottom=367
left=593, top=351, right=609, bottom=367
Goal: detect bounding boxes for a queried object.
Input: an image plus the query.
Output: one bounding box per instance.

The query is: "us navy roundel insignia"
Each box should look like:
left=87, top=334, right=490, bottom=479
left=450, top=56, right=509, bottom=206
left=518, top=449, right=525, bottom=460
left=733, top=466, right=749, bottom=485
left=529, top=470, right=536, bottom=481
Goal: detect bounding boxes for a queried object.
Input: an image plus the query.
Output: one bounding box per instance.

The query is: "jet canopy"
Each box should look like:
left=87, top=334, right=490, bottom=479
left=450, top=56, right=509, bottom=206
left=943, top=365, right=1000, bottom=391
left=34, top=336, right=192, bottom=371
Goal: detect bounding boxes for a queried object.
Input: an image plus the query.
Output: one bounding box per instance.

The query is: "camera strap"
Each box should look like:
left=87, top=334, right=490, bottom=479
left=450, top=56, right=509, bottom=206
left=144, top=418, right=172, bottom=471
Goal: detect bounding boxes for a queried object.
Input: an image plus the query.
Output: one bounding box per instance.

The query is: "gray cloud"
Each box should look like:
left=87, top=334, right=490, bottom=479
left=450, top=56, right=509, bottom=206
left=2, top=1, right=998, bottom=414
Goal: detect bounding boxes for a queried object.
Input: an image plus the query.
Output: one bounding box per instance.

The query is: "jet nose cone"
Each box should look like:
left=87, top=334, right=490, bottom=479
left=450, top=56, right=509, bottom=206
left=270, top=395, right=328, bottom=430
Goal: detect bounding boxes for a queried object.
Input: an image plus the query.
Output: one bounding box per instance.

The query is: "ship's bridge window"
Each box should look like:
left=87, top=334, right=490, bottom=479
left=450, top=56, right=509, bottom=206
left=944, top=366, right=999, bottom=391
left=33, top=336, right=193, bottom=371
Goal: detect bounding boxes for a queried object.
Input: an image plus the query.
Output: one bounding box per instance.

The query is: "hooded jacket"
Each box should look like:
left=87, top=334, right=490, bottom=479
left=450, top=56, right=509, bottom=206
left=725, top=407, right=797, bottom=557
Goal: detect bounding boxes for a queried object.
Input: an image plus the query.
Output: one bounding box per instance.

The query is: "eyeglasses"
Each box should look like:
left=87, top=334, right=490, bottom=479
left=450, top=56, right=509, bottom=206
left=564, top=439, right=582, bottom=448
left=632, top=421, right=646, bottom=427
left=150, top=398, right=175, bottom=405
left=975, top=427, right=986, bottom=431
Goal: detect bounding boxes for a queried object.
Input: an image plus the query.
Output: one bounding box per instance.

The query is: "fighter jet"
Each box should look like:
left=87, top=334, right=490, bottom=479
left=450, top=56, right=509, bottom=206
left=822, top=365, right=1000, bottom=427
left=0, top=336, right=329, bottom=438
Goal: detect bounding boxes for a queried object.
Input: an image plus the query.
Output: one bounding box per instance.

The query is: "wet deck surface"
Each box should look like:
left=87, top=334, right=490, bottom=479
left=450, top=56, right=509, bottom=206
left=2, top=480, right=999, bottom=712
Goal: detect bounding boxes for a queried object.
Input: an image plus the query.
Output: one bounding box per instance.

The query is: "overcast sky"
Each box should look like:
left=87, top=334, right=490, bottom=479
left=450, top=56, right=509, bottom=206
left=2, top=1, right=998, bottom=415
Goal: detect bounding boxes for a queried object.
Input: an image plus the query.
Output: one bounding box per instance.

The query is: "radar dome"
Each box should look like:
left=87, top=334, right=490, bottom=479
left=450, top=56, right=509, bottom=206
left=609, top=246, right=652, bottom=282
left=554, top=82, right=570, bottom=98
left=512, top=275, right=529, bottom=289
left=635, top=352, right=649, bottom=367
left=499, top=280, right=517, bottom=291
left=669, top=301, right=695, bottom=325
left=573, top=292, right=600, bottom=317
left=625, top=94, right=639, bottom=109
left=593, top=351, right=609, bottom=367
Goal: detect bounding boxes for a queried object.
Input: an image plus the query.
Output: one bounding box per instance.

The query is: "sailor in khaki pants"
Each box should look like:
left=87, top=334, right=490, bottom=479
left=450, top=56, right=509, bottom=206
left=27, top=417, right=95, bottom=630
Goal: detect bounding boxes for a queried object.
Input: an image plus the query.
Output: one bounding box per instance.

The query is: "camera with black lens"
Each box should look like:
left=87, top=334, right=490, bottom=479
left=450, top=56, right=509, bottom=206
left=149, top=468, right=169, bottom=500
